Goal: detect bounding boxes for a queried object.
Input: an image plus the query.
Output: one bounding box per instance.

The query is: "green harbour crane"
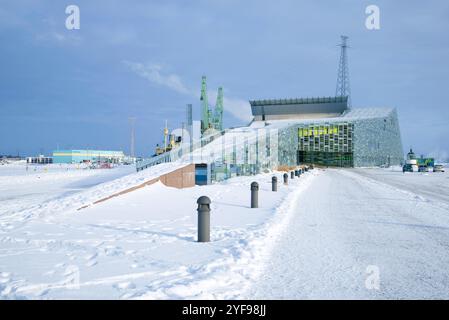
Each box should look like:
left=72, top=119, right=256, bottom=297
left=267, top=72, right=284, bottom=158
left=200, top=76, right=210, bottom=133
left=213, top=87, right=224, bottom=131
left=200, top=76, right=224, bottom=135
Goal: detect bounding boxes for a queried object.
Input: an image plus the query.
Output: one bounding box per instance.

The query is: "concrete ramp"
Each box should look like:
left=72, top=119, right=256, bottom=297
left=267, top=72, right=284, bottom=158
left=158, top=164, right=195, bottom=189
left=78, top=164, right=195, bottom=210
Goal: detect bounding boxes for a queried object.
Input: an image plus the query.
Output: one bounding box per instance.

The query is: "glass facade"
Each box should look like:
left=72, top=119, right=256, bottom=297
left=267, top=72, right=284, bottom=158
left=137, top=128, right=281, bottom=182
left=53, top=150, right=125, bottom=164
left=296, top=122, right=354, bottom=166
left=297, top=151, right=353, bottom=167
left=277, top=108, right=403, bottom=168
left=206, top=128, right=280, bottom=182
left=351, top=110, right=403, bottom=167
left=137, top=107, right=404, bottom=181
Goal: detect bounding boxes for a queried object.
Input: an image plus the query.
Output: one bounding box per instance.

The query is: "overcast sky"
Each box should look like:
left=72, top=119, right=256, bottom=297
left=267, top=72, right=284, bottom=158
left=1, top=0, right=448, bottom=159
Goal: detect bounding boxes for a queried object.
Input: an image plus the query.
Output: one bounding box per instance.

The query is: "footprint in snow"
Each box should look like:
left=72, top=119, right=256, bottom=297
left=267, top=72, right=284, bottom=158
left=94, top=241, right=105, bottom=248
left=86, top=259, right=98, bottom=267
left=43, top=270, right=56, bottom=276
left=120, top=292, right=137, bottom=299
left=0, top=277, right=10, bottom=285
left=84, top=253, right=98, bottom=261
left=1, top=284, right=16, bottom=296
left=114, top=282, right=136, bottom=290
left=36, top=288, right=50, bottom=297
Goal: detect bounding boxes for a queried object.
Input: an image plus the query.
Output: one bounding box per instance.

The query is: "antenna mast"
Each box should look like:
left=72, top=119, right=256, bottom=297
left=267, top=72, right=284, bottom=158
left=336, top=35, right=351, bottom=108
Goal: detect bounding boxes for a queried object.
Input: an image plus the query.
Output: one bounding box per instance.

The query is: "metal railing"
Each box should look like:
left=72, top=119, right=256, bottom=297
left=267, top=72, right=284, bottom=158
left=135, top=126, right=281, bottom=186
left=136, top=129, right=228, bottom=171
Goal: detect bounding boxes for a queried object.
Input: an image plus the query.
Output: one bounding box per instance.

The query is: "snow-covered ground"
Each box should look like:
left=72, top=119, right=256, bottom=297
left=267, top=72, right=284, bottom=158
left=353, top=166, right=449, bottom=205
left=0, top=162, right=317, bottom=299
left=0, top=164, right=135, bottom=222
left=0, top=162, right=186, bottom=232
left=1, top=162, right=449, bottom=299
left=247, top=168, right=449, bottom=299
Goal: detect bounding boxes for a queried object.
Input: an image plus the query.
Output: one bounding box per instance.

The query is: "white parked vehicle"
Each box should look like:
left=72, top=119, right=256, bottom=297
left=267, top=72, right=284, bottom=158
left=405, top=159, right=418, bottom=172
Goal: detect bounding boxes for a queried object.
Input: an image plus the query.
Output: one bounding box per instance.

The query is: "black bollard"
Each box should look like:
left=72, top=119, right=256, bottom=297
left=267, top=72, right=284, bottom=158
left=251, top=182, right=259, bottom=208
left=283, top=173, right=288, bottom=185
left=291, top=171, right=294, bottom=179
left=272, top=176, right=278, bottom=192
left=197, top=196, right=211, bottom=242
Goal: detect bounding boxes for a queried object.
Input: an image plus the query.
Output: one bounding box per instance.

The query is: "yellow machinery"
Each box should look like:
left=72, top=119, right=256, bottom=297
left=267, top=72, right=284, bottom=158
left=154, top=121, right=181, bottom=156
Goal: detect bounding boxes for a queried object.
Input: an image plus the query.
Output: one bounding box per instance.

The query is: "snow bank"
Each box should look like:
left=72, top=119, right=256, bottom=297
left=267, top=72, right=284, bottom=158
left=0, top=162, right=186, bottom=232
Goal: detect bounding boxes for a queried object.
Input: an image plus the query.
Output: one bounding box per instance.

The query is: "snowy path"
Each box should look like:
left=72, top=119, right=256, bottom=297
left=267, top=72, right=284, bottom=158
left=247, top=169, right=449, bottom=299
left=353, top=168, right=449, bottom=207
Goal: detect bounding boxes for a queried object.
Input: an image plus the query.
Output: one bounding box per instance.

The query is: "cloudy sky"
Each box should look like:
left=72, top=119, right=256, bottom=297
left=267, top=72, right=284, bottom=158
left=1, top=0, right=448, bottom=158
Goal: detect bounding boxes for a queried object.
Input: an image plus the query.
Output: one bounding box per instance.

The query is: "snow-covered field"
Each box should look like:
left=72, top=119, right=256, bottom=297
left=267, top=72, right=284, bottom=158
left=0, top=162, right=186, bottom=232
left=0, top=162, right=317, bottom=299
left=1, top=162, right=449, bottom=299
left=0, top=164, right=134, bottom=221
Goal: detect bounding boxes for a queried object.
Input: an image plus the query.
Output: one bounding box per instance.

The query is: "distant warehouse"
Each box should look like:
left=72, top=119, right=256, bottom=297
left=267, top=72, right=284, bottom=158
left=52, top=150, right=125, bottom=164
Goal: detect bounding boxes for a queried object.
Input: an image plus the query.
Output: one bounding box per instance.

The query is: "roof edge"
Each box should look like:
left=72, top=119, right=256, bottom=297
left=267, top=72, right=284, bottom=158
left=249, top=96, right=348, bottom=106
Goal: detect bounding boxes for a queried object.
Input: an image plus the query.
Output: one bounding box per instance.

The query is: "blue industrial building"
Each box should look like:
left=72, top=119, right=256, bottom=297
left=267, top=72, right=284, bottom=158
left=52, top=150, right=125, bottom=164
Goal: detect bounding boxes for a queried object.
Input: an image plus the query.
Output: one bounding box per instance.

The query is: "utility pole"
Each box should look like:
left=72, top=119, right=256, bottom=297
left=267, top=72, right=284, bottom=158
left=129, top=117, right=136, bottom=158
left=336, top=35, right=351, bottom=108
left=187, top=104, right=193, bottom=161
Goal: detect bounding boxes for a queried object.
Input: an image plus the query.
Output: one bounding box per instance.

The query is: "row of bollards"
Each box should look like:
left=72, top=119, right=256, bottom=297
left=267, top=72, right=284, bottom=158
left=197, top=166, right=313, bottom=242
